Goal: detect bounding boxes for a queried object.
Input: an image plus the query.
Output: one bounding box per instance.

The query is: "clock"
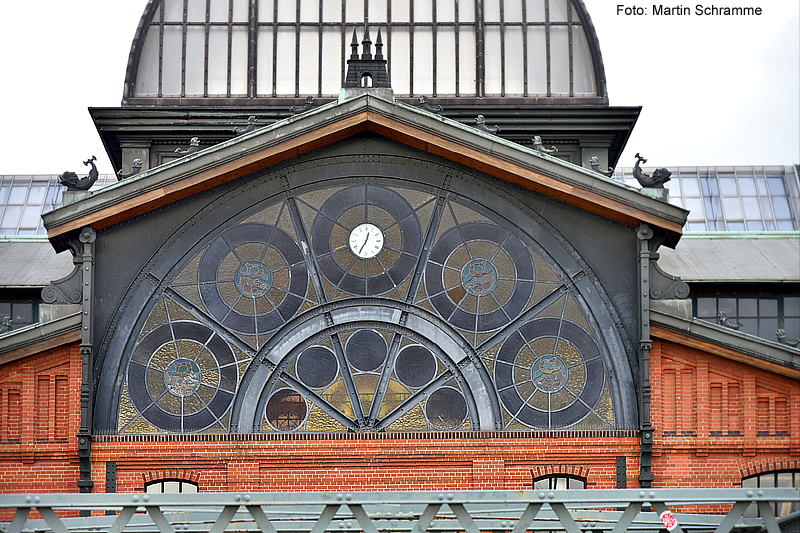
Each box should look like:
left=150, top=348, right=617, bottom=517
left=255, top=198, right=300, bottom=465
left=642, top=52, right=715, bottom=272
left=349, top=222, right=384, bottom=258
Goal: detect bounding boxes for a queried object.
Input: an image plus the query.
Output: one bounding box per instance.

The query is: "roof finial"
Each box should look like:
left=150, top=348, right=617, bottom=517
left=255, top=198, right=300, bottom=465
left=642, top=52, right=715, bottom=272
left=375, top=27, right=384, bottom=60
left=350, top=28, right=360, bottom=60
left=361, top=25, right=372, bottom=60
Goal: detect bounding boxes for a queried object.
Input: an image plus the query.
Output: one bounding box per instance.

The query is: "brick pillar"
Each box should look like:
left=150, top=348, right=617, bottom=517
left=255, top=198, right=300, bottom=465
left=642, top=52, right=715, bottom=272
left=696, top=361, right=709, bottom=439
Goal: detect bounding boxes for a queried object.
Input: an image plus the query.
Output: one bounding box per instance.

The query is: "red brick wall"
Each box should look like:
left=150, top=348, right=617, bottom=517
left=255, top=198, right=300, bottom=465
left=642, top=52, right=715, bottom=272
left=2, top=333, right=798, bottom=494
left=91, top=435, right=640, bottom=493
left=0, top=343, right=81, bottom=493
left=650, top=336, right=800, bottom=489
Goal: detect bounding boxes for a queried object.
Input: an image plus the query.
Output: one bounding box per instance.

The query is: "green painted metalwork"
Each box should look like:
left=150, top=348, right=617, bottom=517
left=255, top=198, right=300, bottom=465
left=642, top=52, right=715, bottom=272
left=1, top=489, right=797, bottom=533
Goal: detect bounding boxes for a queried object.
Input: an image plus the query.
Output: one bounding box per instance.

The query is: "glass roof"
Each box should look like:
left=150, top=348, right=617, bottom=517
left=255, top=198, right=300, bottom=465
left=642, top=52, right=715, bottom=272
left=2, top=167, right=797, bottom=237
left=124, top=0, right=606, bottom=101
left=612, top=166, right=799, bottom=232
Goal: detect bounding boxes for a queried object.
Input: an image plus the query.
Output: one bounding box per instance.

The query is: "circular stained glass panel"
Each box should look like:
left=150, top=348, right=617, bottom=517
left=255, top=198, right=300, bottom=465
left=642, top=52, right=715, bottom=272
left=531, top=355, right=569, bottom=392
left=266, top=389, right=307, bottom=431
left=461, top=258, right=498, bottom=296
left=345, top=330, right=388, bottom=372
left=296, top=346, right=338, bottom=389
left=235, top=261, right=272, bottom=297
left=395, top=345, right=437, bottom=388
left=164, top=358, right=202, bottom=397
left=426, top=387, right=468, bottom=430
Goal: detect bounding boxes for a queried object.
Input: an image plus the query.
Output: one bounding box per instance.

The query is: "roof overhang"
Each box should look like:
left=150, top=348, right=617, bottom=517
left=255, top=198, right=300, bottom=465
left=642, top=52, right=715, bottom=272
left=49, top=93, right=685, bottom=252
left=651, top=307, right=800, bottom=380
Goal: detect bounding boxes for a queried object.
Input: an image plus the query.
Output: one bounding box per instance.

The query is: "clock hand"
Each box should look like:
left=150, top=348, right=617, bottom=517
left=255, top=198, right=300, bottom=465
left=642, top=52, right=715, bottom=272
left=358, top=232, right=370, bottom=254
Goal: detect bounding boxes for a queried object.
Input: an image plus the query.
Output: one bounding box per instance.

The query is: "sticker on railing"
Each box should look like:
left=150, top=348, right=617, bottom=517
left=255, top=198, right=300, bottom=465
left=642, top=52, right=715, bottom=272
left=660, top=510, right=679, bottom=531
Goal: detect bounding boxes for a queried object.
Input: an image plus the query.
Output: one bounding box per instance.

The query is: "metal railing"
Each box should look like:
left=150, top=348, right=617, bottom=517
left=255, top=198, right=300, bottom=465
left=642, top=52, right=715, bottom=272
left=1, top=489, right=798, bottom=533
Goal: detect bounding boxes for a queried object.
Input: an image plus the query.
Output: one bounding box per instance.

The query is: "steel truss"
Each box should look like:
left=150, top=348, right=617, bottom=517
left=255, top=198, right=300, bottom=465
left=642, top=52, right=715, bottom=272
left=1, top=489, right=798, bottom=533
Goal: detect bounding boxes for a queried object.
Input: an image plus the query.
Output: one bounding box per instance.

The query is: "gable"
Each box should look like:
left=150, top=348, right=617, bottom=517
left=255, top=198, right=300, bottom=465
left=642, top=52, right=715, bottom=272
left=44, top=96, right=686, bottom=252
left=85, top=133, right=643, bottom=435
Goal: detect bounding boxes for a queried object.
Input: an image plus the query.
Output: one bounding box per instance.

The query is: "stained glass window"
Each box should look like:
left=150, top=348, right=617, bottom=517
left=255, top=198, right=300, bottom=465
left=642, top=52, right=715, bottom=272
left=118, top=182, right=620, bottom=434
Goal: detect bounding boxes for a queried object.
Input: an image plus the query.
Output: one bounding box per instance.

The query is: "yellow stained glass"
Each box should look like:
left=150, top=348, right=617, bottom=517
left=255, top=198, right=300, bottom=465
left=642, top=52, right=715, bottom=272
left=492, top=280, right=515, bottom=307
left=549, top=387, right=574, bottom=411
left=564, top=296, right=592, bottom=334
left=122, top=416, right=161, bottom=434
left=139, top=298, right=168, bottom=341
left=530, top=337, right=556, bottom=357
left=392, top=187, right=434, bottom=210
left=435, top=205, right=457, bottom=241
left=529, top=389, right=548, bottom=410
left=218, top=281, right=240, bottom=308
left=378, top=380, right=412, bottom=418
left=276, top=207, right=297, bottom=240
left=172, top=284, right=203, bottom=309
left=306, top=405, right=347, bottom=431
left=297, top=201, right=318, bottom=235
left=118, top=381, right=138, bottom=430
left=595, top=378, right=615, bottom=426
left=173, top=252, right=204, bottom=285
left=165, top=298, right=197, bottom=322
left=182, top=393, right=205, bottom=414
left=156, top=390, right=182, bottom=415
left=532, top=253, right=561, bottom=282
left=339, top=205, right=366, bottom=229
left=354, top=373, right=380, bottom=414
left=150, top=344, right=177, bottom=370
left=556, top=339, right=583, bottom=366
left=235, top=242, right=267, bottom=263
left=242, top=202, right=282, bottom=226
left=414, top=199, right=437, bottom=232
left=218, top=253, right=240, bottom=282
left=201, top=368, right=220, bottom=388
left=536, top=294, right=566, bottom=319
left=516, top=380, right=536, bottom=403
left=234, top=296, right=256, bottom=315
left=320, top=380, right=354, bottom=418
left=387, top=403, right=428, bottom=430
left=369, top=206, right=395, bottom=230
left=299, top=188, right=342, bottom=210
left=450, top=201, right=491, bottom=224
left=466, top=240, right=498, bottom=261
left=565, top=361, right=586, bottom=394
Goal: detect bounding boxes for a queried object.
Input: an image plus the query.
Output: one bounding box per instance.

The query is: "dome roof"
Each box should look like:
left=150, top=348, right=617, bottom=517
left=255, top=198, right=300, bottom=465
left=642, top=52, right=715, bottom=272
left=123, top=0, right=607, bottom=104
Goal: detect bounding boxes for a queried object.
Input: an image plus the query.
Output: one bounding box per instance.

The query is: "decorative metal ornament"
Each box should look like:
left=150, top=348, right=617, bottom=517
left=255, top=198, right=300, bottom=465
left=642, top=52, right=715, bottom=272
left=717, top=312, right=743, bottom=330
left=233, top=116, right=260, bottom=135
left=633, top=153, right=671, bottom=188
left=117, top=158, right=143, bottom=180
left=417, top=96, right=443, bottom=113
left=776, top=329, right=800, bottom=347
left=475, top=115, right=500, bottom=134
left=59, top=156, right=99, bottom=191
left=175, top=137, right=201, bottom=156
left=532, top=136, right=558, bottom=154
left=589, top=156, right=614, bottom=177
left=290, top=97, right=316, bottom=114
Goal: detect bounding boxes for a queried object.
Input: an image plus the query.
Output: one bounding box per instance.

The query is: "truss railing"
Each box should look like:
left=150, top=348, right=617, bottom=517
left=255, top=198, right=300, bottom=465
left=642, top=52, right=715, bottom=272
left=1, top=489, right=798, bottom=533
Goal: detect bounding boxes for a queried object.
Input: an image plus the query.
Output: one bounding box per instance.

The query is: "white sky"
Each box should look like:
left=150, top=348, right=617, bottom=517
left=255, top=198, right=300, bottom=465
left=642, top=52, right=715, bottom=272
left=0, top=0, right=797, bottom=175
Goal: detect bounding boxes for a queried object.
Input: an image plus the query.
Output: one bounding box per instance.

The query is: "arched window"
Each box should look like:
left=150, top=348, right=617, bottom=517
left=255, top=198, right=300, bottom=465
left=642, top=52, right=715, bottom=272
left=742, top=471, right=799, bottom=518
left=145, top=479, right=199, bottom=493
left=531, top=474, right=586, bottom=490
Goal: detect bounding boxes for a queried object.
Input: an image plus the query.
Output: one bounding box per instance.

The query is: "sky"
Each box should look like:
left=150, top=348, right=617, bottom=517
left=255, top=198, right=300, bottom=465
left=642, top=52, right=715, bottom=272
left=0, top=1, right=797, bottom=175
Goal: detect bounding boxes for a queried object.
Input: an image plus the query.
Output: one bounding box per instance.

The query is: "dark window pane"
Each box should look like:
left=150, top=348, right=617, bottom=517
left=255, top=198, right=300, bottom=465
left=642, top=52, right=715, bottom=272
left=738, top=298, right=757, bottom=317
left=12, top=303, right=34, bottom=325
left=783, top=318, right=800, bottom=340
left=784, top=297, right=800, bottom=316
left=738, top=318, right=757, bottom=336
left=758, top=318, right=778, bottom=338
left=759, top=299, right=778, bottom=316
left=696, top=298, right=717, bottom=318
left=718, top=298, right=736, bottom=316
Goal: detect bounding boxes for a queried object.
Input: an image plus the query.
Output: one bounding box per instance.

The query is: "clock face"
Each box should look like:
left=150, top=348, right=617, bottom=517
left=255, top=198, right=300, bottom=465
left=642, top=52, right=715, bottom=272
left=349, top=223, right=384, bottom=258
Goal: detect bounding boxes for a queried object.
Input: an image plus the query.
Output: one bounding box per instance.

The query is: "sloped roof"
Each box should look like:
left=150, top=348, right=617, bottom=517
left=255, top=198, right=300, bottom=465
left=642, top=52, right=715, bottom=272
left=0, top=240, right=74, bottom=287
left=658, top=234, right=800, bottom=282
left=43, top=92, right=687, bottom=251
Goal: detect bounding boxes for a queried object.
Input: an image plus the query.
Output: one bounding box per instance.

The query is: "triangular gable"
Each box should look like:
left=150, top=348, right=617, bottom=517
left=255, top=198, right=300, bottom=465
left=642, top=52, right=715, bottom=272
left=43, top=93, right=687, bottom=251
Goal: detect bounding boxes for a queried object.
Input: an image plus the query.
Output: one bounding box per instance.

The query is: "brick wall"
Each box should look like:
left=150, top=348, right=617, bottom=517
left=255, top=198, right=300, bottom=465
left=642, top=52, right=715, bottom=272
left=650, top=335, right=800, bottom=489
left=91, top=434, right=640, bottom=493
left=1, top=332, right=798, bottom=494
left=0, top=343, right=81, bottom=493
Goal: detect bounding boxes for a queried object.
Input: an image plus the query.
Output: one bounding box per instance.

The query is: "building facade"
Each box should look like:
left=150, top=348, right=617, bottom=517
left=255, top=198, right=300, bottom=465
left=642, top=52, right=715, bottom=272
left=0, top=0, right=798, bottom=514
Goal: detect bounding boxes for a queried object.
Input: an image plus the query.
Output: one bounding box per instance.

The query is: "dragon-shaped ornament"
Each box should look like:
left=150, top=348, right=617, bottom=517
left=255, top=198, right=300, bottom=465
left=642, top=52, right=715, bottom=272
left=175, top=137, right=201, bottom=156
left=589, top=156, right=614, bottom=177
left=633, top=153, right=671, bottom=188
left=117, top=158, right=143, bottom=181
left=532, top=136, right=558, bottom=154
left=59, top=156, right=99, bottom=191
left=475, top=115, right=500, bottom=134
